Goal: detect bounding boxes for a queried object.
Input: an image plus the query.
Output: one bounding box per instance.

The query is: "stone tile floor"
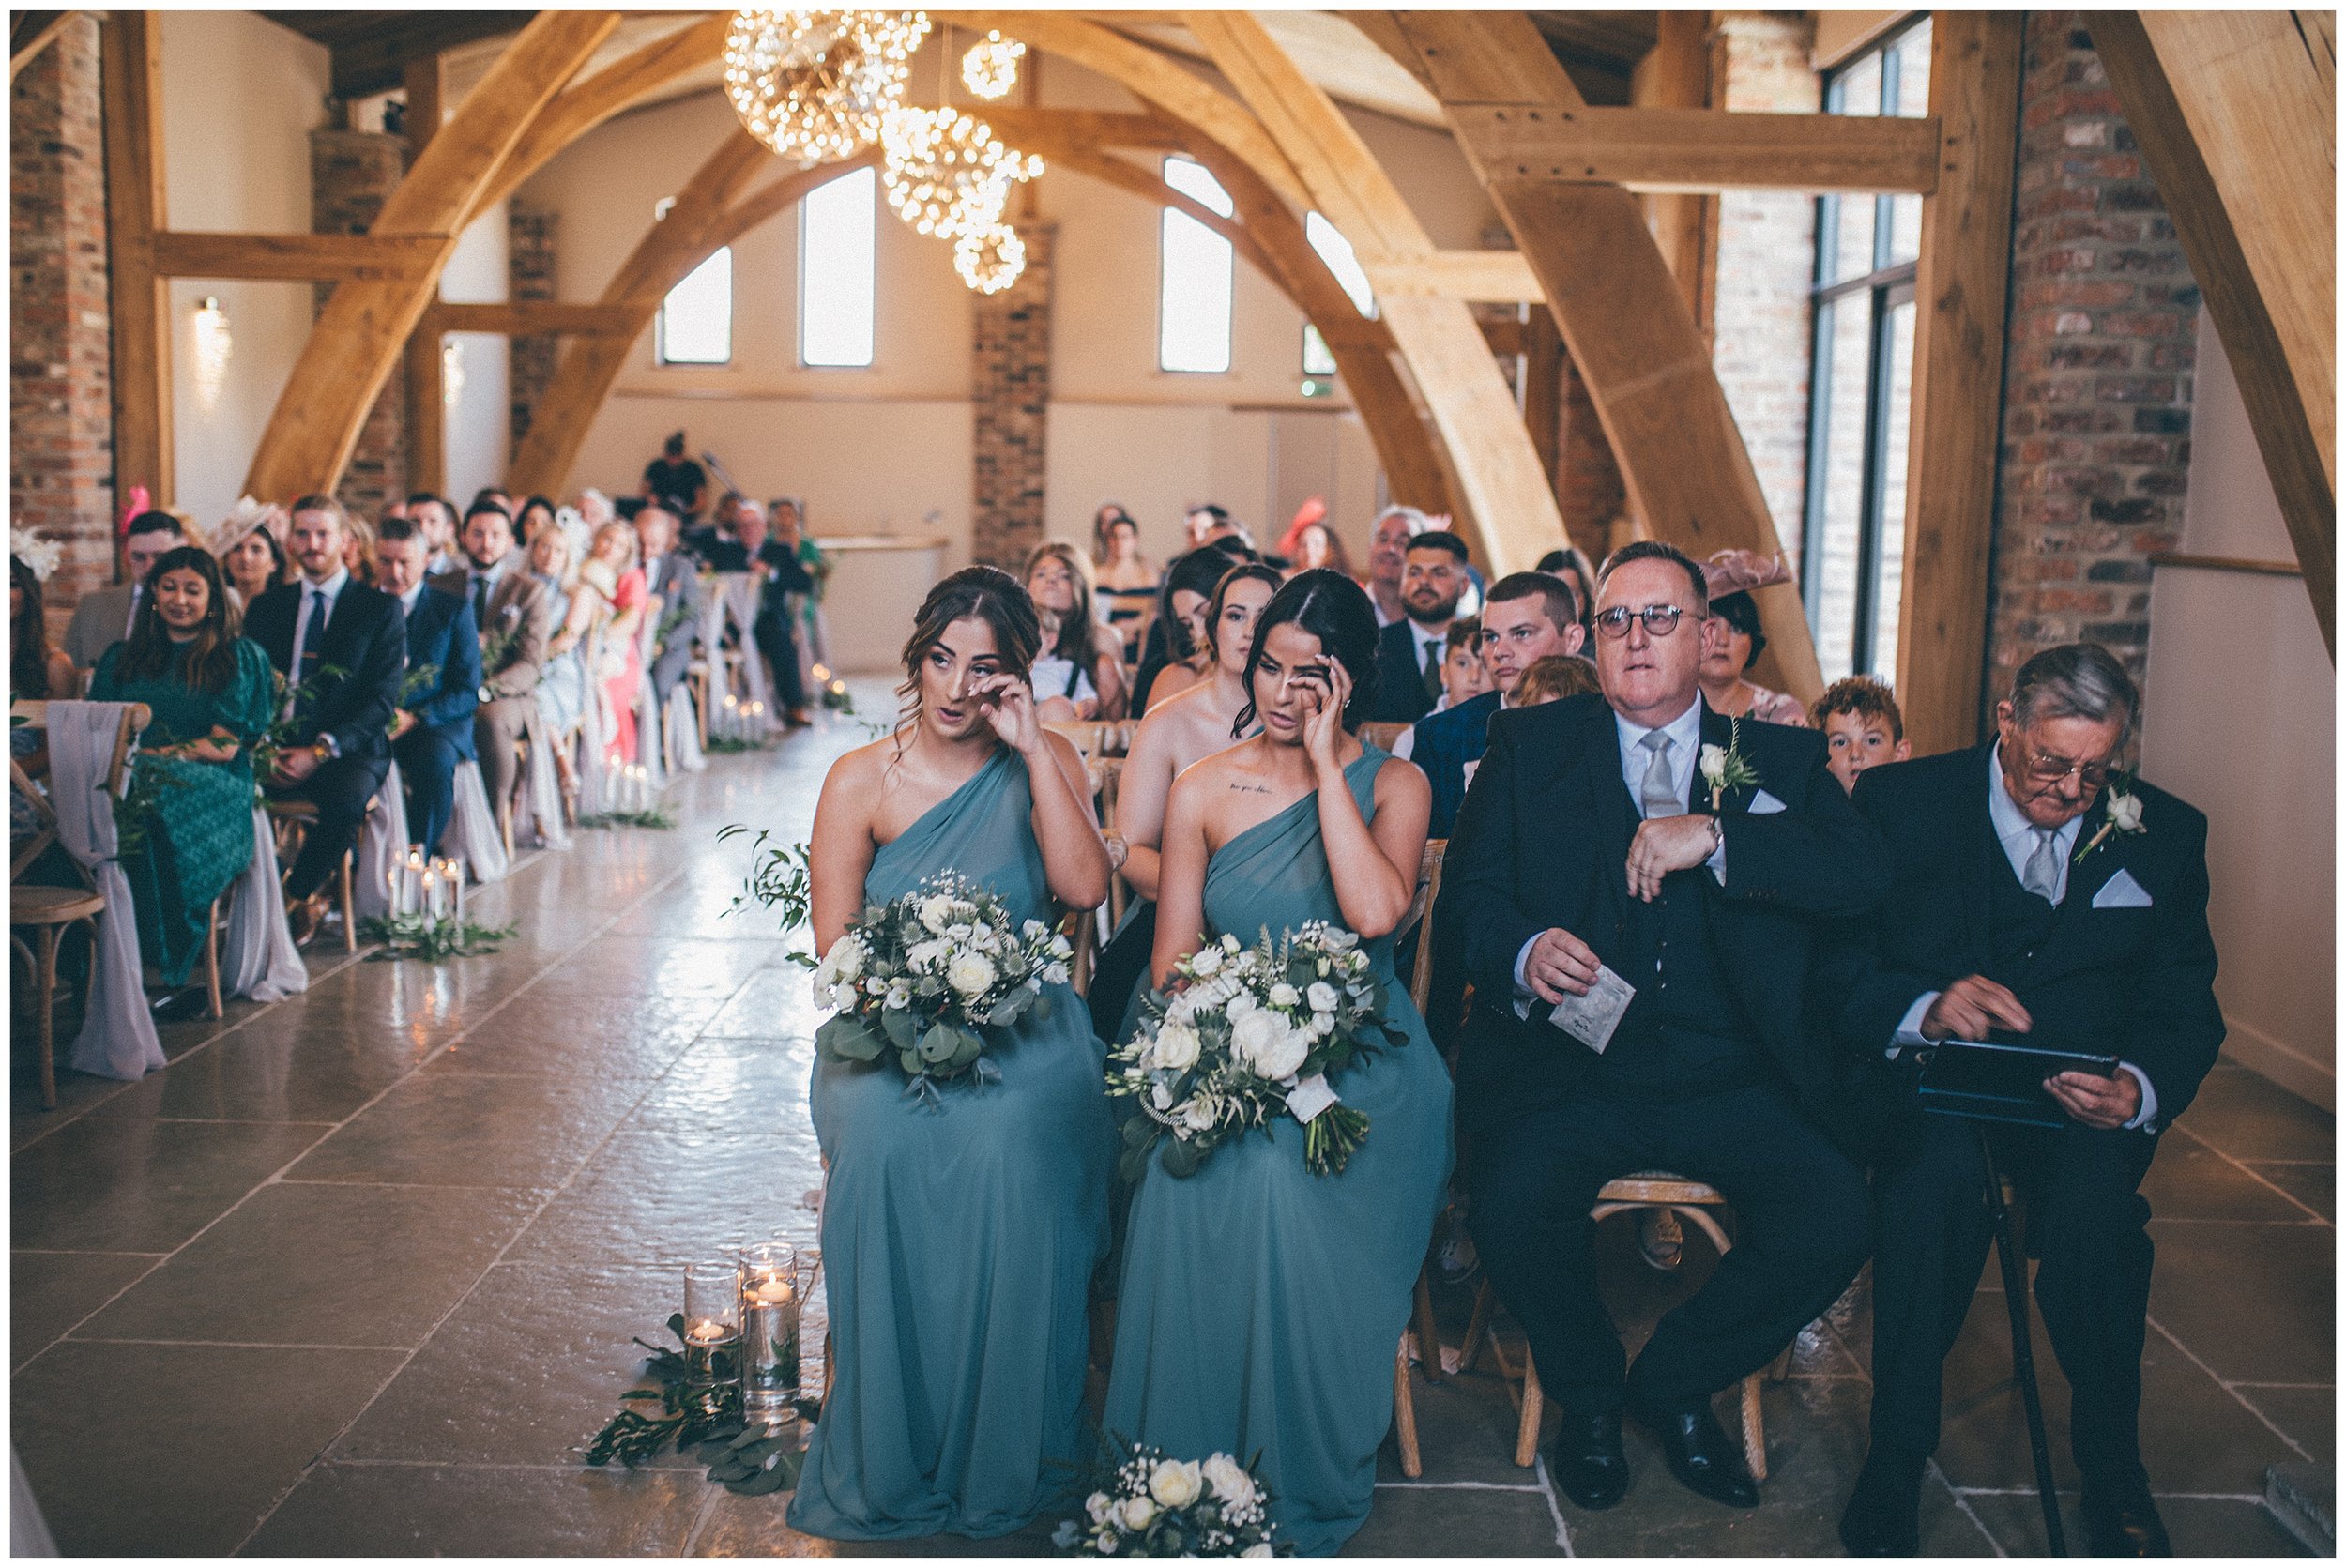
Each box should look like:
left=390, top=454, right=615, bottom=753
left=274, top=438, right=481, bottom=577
left=11, top=701, right=2331, bottom=1555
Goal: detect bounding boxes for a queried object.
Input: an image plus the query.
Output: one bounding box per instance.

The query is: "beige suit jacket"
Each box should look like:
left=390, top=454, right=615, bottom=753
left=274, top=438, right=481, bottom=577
left=432, top=564, right=551, bottom=697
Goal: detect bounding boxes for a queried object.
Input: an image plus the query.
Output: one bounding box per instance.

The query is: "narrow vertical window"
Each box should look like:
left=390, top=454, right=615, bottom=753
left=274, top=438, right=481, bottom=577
left=1304, top=211, right=1375, bottom=317
left=800, top=163, right=876, bottom=368
left=1159, top=155, right=1233, bottom=373
left=657, top=247, right=733, bottom=366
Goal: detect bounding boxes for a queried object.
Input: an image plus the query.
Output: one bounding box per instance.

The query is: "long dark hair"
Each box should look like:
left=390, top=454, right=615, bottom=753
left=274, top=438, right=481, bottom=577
left=1233, top=568, right=1380, bottom=738
left=1203, top=562, right=1285, bottom=663
left=118, top=546, right=241, bottom=694
left=1160, top=541, right=1253, bottom=662
left=1022, top=540, right=1105, bottom=684
left=11, top=556, right=53, bottom=698
left=894, top=565, right=1042, bottom=750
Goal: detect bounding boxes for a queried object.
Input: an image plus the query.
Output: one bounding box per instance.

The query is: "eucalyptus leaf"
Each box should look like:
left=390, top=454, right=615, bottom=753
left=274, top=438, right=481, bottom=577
left=881, top=1007, right=918, bottom=1052
left=918, top=1022, right=958, bottom=1064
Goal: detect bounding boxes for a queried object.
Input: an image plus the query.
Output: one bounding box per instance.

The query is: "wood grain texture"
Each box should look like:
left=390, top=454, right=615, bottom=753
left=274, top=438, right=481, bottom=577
left=100, top=11, right=172, bottom=508
left=404, top=54, right=446, bottom=501
left=150, top=231, right=445, bottom=282
left=1444, top=104, right=1939, bottom=194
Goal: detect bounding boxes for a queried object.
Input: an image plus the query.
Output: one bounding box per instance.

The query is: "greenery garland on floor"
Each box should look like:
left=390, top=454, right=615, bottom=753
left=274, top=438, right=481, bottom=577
left=357, top=914, right=518, bottom=961
left=577, top=807, right=677, bottom=830
left=583, top=1313, right=817, bottom=1497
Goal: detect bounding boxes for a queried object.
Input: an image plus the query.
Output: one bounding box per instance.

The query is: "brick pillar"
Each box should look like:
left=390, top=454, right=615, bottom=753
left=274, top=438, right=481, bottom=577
left=9, top=14, right=115, bottom=623
left=970, top=221, right=1053, bottom=569
left=1987, top=12, right=2197, bottom=703
left=311, top=127, right=409, bottom=515
left=1554, top=356, right=1625, bottom=555
left=1709, top=12, right=1821, bottom=563
left=508, top=202, right=558, bottom=462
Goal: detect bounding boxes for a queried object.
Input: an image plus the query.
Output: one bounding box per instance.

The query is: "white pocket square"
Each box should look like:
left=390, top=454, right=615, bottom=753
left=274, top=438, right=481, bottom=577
left=2093, top=868, right=2154, bottom=909
left=1748, top=787, right=1787, bottom=815
left=1461, top=757, right=1482, bottom=790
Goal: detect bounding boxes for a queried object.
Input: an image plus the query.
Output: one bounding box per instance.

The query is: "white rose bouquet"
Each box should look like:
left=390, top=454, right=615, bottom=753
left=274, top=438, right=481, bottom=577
left=811, top=871, right=1074, bottom=1104
left=1110, top=922, right=1403, bottom=1179
left=1053, top=1439, right=1283, bottom=1557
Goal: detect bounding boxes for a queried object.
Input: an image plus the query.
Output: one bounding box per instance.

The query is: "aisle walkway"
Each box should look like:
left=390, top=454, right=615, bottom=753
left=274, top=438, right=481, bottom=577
left=10, top=707, right=2329, bottom=1556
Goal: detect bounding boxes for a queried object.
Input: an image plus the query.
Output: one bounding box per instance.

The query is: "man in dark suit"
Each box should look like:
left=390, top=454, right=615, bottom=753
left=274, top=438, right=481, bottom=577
left=1824, top=644, right=2222, bottom=1557
left=244, top=495, right=406, bottom=941
left=432, top=501, right=550, bottom=819
left=1369, top=529, right=1470, bottom=724
left=1405, top=570, right=1584, bottom=839
left=375, top=517, right=480, bottom=857
left=61, top=511, right=185, bottom=673
left=1434, top=540, right=1884, bottom=1513
left=633, top=505, right=706, bottom=713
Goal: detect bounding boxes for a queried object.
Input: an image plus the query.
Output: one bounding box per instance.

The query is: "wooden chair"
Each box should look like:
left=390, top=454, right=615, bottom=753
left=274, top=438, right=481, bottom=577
left=1389, top=839, right=1450, bottom=1479
left=686, top=657, right=712, bottom=749
left=1360, top=721, right=1410, bottom=754
left=1044, top=718, right=1135, bottom=762
left=197, top=883, right=234, bottom=1021
left=263, top=797, right=360, bottom=954
left=9, top=699, right=147, bottom=1109
left=1090, top=757, right=1128, bottom=929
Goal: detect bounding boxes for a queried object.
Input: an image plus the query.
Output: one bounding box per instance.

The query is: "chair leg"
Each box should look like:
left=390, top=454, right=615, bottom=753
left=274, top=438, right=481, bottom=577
left=1515, top=1347, right=1544, bottom=1469
left=338, top=851, right=357, bottom=953
left=36, top=924, right=61, bottom=1110
left=203, top=895, right=224, bottom=1019
left=1393, top=1344, right=1424, bottom=1478
left=1459, top=1278, right=1495, bottom=1376
left=1413, top=1266, right=1444, bottom=1383
left=1740, top=1370, right=1767, bottom=1482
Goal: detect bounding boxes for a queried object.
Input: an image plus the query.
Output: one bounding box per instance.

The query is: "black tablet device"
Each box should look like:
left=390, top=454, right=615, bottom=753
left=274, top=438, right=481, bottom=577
left=1913, top=1038, right=2123, bottom=1128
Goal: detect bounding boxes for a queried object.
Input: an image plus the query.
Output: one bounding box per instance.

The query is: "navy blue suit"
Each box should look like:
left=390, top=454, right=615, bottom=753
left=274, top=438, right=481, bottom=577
left=1409, top=689, right=1501, bottom=841
left=392, top=586, right=480, bottom=857
left=1369, top=618, right=1440, bottom=724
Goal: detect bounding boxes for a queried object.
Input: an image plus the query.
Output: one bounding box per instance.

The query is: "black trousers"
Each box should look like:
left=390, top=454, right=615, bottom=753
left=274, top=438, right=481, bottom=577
left=1866, top=1110, right=2160, bottom=1484
left=392, top=723, right=465, bottom=857
left=1466, top=1080, right=1871, bottom=1416
left=274, top=754, right=389, bottom=900
left=753, top=613, right=806, bottom=711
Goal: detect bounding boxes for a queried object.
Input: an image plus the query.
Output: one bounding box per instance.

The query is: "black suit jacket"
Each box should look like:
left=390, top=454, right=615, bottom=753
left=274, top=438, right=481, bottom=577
left=1818, top=744, right=2222, bottom=1132
left=244, top=580, right=406, bottom=761
left=1436, top=693, right=1888, bottom=1137
left=1371, top=618, right=1439, bottom=724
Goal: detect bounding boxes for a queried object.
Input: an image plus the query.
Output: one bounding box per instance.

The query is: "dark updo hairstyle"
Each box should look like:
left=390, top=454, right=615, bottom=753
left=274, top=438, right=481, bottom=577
left=1233, top=569, right=1380, bottom=738
left=11, top=556, right=54, bottom=698
left=118, top=545, right=242, bottom=694
left=894, top=565, right=1042, bottom=750
left=1709, top=589, right=1766, bottom=670
left=1159, top=542, right=1255, bottom=662
left=1202, top=562, right=1286, bottom=662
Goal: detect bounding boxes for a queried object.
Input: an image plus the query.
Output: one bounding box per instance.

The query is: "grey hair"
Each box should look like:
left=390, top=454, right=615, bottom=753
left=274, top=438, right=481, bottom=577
left=2009, top=643, right=2138, bottom=740
left=1373, top=504, right=1429, bottom=538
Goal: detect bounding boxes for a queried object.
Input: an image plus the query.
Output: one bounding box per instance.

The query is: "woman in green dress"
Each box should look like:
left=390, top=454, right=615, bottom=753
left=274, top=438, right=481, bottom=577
left=88, top=546, right=277, bottom=1016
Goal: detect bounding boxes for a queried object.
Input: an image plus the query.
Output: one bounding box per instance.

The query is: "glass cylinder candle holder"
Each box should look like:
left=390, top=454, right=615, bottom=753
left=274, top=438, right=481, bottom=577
left=681, top=1261, right=743, bottom=1416
left=736, top=1241, right=802, bottom=1423
left=447, top=859, right=465, bottom=927
left=402, top=848, right=427, bottom=917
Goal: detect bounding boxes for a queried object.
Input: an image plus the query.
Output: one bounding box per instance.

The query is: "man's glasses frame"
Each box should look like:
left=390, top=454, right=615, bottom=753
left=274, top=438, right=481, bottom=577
left=1592, top=605, right=1689, bottom=639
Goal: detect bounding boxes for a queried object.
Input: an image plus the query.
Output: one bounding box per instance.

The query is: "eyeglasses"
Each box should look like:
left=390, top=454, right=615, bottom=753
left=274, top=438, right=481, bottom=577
left=2014, top=743, right=2114, bottom=792
left=1592, top=605, right=1688, bottom=639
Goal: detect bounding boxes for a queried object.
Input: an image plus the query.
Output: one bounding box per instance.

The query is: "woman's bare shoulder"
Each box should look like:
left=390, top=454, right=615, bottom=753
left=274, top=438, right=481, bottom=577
left=819, top=736, right=894, bottom=804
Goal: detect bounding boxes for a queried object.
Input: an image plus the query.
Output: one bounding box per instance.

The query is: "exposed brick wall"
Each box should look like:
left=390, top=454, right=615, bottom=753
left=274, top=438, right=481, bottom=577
left=970, top=221, right=1053, bottom=569
left=10, top=14, right=115, bottom=624
left=311, top=128, right=409, bottom=517
left=1986, top=11, right=2197, bottom=708
left=508, top=202, right=558, bottom=461
left=1709, top=12, right=1820, bottom=566
left=1554, top=355, right=1625, bottom=555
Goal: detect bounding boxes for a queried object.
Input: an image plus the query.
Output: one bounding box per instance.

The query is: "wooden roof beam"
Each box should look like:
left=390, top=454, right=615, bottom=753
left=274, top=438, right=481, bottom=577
left=1447, top=104, right=1940, bottom=194
left=151, top=230, right=444, bottom=282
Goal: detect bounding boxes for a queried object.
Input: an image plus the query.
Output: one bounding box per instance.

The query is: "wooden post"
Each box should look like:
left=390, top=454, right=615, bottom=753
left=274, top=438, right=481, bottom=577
left=1891, top=11, right=2023, bottom=754
left=1633, top=11, right=1714, bottom=336
left=403, top=52, right=447, bottom=498
left=100, top=10, right=172, bottom=511
left=1520, top=307, right=1562, bottom=495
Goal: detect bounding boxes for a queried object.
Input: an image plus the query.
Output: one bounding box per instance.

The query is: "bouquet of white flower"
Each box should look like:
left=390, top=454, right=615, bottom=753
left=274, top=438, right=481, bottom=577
left=811, top=871, right=1074, bottom=1104
left=1053, top=1440, right=1284, bottom=1557
left=1110, top=922, right=1404, bottom=1180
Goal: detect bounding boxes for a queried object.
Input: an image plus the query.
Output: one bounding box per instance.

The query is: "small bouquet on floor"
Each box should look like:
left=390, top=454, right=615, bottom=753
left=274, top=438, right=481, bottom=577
left=1054, top=1441, right=1285, bottom=1557
left=811, top=870, right=1074, bottom=1104
left=1110, top=922, right=1403, bottom=1180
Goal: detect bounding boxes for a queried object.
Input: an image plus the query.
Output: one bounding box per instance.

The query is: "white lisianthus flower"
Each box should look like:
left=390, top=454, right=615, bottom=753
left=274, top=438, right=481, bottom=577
left=886, top=980, right=912, bottom=1010
left=823, top=933, right=867, bottom=983
left=1191, top=944, right=1223, bottom=978
left=1306, top=981, right=1339, bottom=1013
left=1120, top=1496, right=1156, bottom=1531
left=2110, top=791, right=2144, bottom=831
left=1153, top=1021, right=1202, bottom=1072
left=946, top=951, right=998, bottom=997
left=919, top=895, right=954, bottom=933
left=1023, top=919, right=1048, bottom=942
left=1269, top=982, right=1301, bottom=1010
left=1311, top=1012, right=1334, bottom=1035
left=863, top=977, right=887, bottom=996
left=1148, top=1458, right=1203, bottom=1509
left=1165, top=995, right=1196, bottom=1027
left=1201, top=1454, right=1256, bottom=1508
left=1226, top=990, right=1256, bottom=1021
left=1151, top=1081, right=1174, bottom=1111
left=1086, top=1492, right=1114, bottom=1526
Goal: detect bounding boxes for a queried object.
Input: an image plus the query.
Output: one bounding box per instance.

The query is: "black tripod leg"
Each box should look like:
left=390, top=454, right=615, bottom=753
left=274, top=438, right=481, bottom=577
left=1979, top=1123, right=2067, bottom=1556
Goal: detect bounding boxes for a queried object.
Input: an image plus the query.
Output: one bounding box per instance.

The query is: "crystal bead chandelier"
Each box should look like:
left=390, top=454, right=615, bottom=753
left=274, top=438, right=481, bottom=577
left=878, top=105, right=1042, bottom=240
left=724, top=9, right=932, bottom=164
left=959, top=29, right=1024, bottom=100
left=954, top=221, right=1026, bottom=294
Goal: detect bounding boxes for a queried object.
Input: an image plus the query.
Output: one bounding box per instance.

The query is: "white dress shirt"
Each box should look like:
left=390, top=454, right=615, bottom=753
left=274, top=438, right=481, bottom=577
left=1890, top=742, right=2156, bottom=1130
left=398, top=581, right=426, bottom=618
left=284, top=568, right=352, bottom=747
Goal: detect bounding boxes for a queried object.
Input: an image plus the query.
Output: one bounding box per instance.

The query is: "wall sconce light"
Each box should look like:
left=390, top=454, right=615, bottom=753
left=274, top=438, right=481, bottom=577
left=191, top=297, right=232, bottom=412
left=441, top=338, right=465, bottom=409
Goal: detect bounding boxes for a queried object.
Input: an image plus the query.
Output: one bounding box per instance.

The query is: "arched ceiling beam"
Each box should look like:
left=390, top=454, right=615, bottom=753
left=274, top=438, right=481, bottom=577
left=243, top=11, right=621, bottom=501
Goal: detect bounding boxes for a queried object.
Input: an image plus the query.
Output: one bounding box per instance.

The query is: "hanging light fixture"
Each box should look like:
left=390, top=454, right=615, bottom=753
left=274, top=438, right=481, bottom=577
left=441, top=339, right=465, bottom=410
left=190, top=297, right=233, bottom=412
left=879, top=104, right=1041, bottom=239
left=960, top=29, right=1024, bottom=100
left=724, top=9, right=932, bottom=165
left=954, top=221, right=1026, bottom=295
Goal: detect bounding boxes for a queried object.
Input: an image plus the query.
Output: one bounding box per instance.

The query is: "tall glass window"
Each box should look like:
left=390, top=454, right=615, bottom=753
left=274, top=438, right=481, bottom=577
left=1803, top=17, right=1930, bottom=681
left=1159, top=155, right=1234, bottom=373
left=800, top=163, right=876, bottom=368
left=657, top=247, right=733, bottom=365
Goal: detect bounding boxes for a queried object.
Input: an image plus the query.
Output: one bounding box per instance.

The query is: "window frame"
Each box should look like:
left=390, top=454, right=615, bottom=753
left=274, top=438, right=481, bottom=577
left=1157, top=154, right=1235, bottom=375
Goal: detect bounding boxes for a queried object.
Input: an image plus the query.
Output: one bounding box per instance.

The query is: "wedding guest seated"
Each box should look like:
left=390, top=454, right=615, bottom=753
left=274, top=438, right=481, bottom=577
left=1362, top=504, right=1430, bottom=629
left=1435, top=540, right=1882, bottom=1513
left=376, top=518, right=480, bottom=857
left=1022, top=540, right=1127, bottom=722
left=242, top=496, right=405, bottom=945
left=1697, top=549, right=1806, bottom=725
left=1369, top=529, right=1471, bottom=724
left=1090, top=505, right=1159, bottom=662
left=406, top=493, right=464, bottom=577
left=525, top=515, right=591, bottom=801
left=1389, top=615, right=1491, bottom=729
left=583, top=522, right=649, bottom=764
left=217, top=507, right=290, bottom=611
left=513, top=495, right=557, bottom=550
left=1537, top=545, right=1601, bottom=648
left=1813, top=676, right=1911, bottom=796
left=704, top=498, right=814, bottom=726
left=1131, top=540, right=1252, bottom=714
left=1516, top=653, right=1602, bottom=706
left=434, top=500, right=550, bottom=822
left=87, top=548, right=276, bottom=1017
left=1823, top=646, right=2221, bottom=1557
left=12, top=553, right=79, bottom=856
left=63, top=510, right=184, bottom=674
left=1399, top=571, right=1584, bottom=837
left=634, top=505, right=704, bottom=715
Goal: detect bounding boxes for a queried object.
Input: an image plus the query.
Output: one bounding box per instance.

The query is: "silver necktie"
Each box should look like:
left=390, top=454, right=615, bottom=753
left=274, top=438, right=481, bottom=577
left=1638, top=731, right=1679, bottom=819
left=2021, top=827, right=2063, bottom=902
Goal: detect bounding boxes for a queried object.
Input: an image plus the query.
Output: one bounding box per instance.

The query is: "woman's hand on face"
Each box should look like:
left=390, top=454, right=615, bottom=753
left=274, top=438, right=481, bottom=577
left=973, top=672, right=1043, bottom=755
left=1302, top=657, right=1349, bottom=774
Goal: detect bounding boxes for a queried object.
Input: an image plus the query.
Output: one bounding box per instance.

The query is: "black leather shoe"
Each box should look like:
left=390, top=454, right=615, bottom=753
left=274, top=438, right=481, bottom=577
left=2082, top=1471, right=2171, bottom=1556
left=1543, top=1409, right=1629, bottom=1510
left=1837, top=1448, right=1926, bottom=1556
left=148, top=986, right=208, bottom=1023
left=1629, top=1393, right=1760, bottom=1509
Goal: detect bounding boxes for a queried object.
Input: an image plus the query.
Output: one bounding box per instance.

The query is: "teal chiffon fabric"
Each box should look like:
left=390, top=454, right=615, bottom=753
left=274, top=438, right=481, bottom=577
left=1102, top=746, right=1455, bottom=1555
left=789, top=745, right=1115, bottom=1541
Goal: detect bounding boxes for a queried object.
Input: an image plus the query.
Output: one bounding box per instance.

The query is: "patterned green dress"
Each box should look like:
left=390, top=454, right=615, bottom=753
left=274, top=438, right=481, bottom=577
left=89, top=638, right=277, bottom=986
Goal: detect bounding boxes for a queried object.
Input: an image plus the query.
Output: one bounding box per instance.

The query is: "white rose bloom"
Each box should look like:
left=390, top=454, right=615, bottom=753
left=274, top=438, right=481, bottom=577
left=1201, top=1454, right=1256, bottom=1508
left=1255, top=1026, right=1308, bottom=1081
left=1269, top=982, right=1301, bottom=1010
left=822, top=933, right=867, bottom=983
left=1307, top=981, right=1340, bottom=1013
left=1223, top=933, right=1242, bottom=952
left=2110, top=793, right=2144, bottom=831
left=1149, top=1459, right=1203, bottom=1509
left=1153, top=1021, right=1202, bottom=1073
left=920, top=895, right=954, bottom=933
left=1086, top=1492, right=1114, bottom=1525
left=1178, top=1096, right=1219, bottom=1132
left=1243, top=1544, right=1274, bottom=1558
left=1120, top=1496, right=1156, bottom=1531
left=1228, top=1008, right=1285, bottom=1072
left=886, top=980, right=912, bottom=1010
left=1311, top=1012, right=1335, bottom=1035
left=1226, top=991, right=1256, bottom=1021
left=1191, top=945, right=1223, bottom=978
left=1699, top=742, right=1727, bottom=783
left=946, top=951, right=998, bottom=997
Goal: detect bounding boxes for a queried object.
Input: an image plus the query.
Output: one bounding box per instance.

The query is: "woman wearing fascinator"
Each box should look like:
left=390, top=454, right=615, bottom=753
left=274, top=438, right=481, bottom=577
left=1697, top=548, right=1808, bottom=726
left=213, top=497, right=291, bottom=610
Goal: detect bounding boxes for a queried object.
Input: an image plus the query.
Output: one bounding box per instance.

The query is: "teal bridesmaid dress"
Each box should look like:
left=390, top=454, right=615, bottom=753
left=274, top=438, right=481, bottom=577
left=1102, top=746, right=1455, bottom=1555
left=789, top=745, right=1115, bottom=1541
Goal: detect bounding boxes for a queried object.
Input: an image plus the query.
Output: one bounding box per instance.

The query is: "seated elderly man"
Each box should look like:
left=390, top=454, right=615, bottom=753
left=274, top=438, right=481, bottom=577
left=1823, top=644, right=2222, bottom=1557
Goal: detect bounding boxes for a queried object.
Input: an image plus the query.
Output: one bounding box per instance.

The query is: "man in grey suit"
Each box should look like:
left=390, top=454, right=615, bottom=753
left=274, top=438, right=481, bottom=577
left=634, top=505, right=704, bottom=712
left=62, top=511, right=185, bottom=672
left=429, top=500, right=551, bottom=818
